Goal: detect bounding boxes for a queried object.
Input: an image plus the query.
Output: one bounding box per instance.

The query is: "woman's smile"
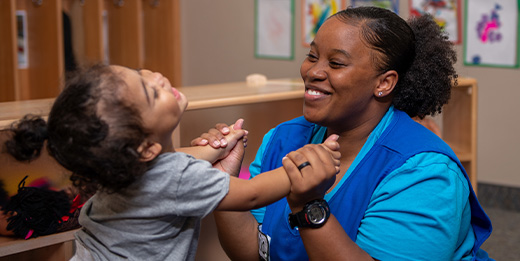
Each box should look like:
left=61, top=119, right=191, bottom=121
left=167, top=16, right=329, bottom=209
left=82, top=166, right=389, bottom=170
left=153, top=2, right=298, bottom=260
left=304, top=87, right=331, bottom=101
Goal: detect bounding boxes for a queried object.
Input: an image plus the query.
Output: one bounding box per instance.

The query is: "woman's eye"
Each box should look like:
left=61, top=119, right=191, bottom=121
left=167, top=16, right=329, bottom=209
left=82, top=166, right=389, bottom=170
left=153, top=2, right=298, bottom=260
left=306, top=53, right=318, bottom=61
left=329, top=61, right=344, bottom=68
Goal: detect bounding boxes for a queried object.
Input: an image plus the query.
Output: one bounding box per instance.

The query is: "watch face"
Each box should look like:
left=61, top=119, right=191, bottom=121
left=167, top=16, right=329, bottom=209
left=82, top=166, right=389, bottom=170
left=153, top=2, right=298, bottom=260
left=289, top=199, right=330, bottom=228
left=308, top=204, right=326, bottom=224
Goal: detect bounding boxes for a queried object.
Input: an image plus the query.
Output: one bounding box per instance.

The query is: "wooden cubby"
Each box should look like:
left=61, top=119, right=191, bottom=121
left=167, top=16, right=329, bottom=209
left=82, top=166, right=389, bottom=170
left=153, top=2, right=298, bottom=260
left=0, top=0, right=18, bottom=102
left=442, top=78, right=478, bottom=193
left=0, top=229, right=77, bottom=261
left=0, top=0, right=63, bottom=101
left=0, top=0, right=181, bottom=102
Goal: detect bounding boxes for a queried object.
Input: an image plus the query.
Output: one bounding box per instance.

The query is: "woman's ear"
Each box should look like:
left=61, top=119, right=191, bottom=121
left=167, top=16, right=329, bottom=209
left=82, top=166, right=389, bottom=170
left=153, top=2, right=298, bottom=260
left=375, top=70, right=398, bottom=98
left=137, top=141, right=162, bottom=162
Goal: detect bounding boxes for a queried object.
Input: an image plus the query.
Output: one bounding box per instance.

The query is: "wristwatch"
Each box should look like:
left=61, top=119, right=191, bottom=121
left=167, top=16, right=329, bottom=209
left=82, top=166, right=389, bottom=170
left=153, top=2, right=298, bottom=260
left=288, top=199, right=330, bottom=229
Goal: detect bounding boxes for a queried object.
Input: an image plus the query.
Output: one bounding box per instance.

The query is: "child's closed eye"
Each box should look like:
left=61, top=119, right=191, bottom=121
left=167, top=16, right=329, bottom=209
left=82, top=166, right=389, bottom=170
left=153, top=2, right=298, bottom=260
left=152, top=86, right=158, bottom=99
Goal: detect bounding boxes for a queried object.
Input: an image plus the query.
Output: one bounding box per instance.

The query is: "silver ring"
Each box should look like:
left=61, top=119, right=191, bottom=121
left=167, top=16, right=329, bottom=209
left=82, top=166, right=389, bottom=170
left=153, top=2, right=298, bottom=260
left=297, top=161, right=311, bottom=171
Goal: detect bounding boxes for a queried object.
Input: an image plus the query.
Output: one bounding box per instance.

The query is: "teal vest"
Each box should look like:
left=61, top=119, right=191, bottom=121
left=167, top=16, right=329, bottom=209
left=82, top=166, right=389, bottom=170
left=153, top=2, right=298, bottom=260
left=260, top=110, right=492, bottom=260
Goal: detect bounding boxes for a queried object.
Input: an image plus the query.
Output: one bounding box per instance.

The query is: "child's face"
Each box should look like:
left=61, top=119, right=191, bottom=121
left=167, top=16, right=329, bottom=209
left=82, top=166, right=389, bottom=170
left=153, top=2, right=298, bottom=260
left=112, top=65, right=187, bottom=149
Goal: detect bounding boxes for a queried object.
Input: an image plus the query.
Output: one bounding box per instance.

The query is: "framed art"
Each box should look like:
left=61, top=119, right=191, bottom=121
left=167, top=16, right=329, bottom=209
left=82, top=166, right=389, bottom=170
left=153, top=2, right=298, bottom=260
left=255, top=0, right=295, bottom=60
left=410, top=0, right=462, bottom=44
left=301, top=0, right=345, bottom=46
left=464, top=0, right=519, bottom=68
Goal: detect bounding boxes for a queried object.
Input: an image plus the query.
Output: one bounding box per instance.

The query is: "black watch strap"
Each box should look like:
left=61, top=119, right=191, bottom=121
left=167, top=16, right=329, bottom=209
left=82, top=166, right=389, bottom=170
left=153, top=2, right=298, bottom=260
left=288, top=199, right=330, bottom=229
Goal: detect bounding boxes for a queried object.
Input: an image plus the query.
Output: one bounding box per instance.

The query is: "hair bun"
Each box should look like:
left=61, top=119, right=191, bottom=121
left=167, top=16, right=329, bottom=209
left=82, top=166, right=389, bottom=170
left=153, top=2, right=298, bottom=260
left=5, top=115, right=48, bottom=162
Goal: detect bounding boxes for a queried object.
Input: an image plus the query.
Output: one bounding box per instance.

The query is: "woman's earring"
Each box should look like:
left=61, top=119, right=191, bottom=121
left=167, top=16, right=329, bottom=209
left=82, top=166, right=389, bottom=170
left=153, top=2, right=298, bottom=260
left=378, top=91, right=383, bottom=96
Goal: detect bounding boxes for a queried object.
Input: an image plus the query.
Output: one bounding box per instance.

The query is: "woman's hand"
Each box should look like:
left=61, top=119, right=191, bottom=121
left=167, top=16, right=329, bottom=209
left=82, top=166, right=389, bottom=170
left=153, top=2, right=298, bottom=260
left=282, top=134, right=340, bottom=212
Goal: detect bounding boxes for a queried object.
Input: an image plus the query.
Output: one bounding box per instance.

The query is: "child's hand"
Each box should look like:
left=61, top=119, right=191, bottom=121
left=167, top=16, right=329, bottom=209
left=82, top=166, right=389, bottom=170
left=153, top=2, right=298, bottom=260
left=217, top=119, right=248, bottom=160
left=191, top=123, right=232, bottom=149
left=212, top=119, right=248, bottom=177
left=282, top=134, right=340, bottom=212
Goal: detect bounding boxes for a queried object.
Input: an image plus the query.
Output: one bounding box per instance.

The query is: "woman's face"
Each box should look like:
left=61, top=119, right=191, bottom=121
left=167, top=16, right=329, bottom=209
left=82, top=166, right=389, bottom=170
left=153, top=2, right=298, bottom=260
left=300, top=17, right=382, bottom=132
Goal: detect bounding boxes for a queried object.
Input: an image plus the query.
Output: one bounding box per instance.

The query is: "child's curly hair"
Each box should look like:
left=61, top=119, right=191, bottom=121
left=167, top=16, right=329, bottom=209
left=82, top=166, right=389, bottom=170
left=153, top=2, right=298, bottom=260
left=333, top=7, right=458, bottom=119
left=4, top=64, right=150, bottom=193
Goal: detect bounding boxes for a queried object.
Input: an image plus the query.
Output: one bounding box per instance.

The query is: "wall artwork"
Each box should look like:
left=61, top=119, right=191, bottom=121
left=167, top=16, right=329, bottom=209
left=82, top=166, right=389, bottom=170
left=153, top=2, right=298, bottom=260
left=351, top=0, right=399, bottom=13
left=255, top=0, right=295, bottom=60
left=464, top=0, right=519, bottom=68
left=301, top=0, right=345, bottom=46
left=410, top=0, right=461, bottom=44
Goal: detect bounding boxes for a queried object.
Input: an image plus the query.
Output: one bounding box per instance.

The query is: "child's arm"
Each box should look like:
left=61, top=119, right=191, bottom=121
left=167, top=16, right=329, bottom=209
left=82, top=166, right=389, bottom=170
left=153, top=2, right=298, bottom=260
left=215, top=134, right=340, bottom=211
left=176, top=119, right=246, bottom=166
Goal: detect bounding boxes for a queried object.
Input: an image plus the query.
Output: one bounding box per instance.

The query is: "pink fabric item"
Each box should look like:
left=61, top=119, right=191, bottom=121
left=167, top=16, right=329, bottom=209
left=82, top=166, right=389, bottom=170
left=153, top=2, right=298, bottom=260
left=238, top=166, right=251, bottom=180
left=25, top=229, right=34, bottom=240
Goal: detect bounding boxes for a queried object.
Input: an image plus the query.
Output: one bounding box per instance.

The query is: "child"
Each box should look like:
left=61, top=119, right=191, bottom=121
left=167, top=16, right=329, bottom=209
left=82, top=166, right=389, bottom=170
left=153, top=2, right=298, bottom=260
left=3, top=64, right=340, bottom=260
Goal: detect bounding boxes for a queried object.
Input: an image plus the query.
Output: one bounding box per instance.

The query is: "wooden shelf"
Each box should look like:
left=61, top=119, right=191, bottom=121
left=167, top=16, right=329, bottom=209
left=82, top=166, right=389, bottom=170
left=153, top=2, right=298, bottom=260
left=0, top=229, right=78, bottom=259
left=442, top=77, right=478, bottom=193
left=0, top=79, right=303, bottom=128
left=179, top=79, right=304, bottom=110
left=0, top=98, right=54, bottom=127
left=450, top=145, right=472, bottom=162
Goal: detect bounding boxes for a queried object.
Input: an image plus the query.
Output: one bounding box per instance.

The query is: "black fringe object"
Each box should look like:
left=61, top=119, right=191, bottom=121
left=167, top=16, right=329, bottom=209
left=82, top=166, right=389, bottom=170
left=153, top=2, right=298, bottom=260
left=3, top=176, right=71, bottom=239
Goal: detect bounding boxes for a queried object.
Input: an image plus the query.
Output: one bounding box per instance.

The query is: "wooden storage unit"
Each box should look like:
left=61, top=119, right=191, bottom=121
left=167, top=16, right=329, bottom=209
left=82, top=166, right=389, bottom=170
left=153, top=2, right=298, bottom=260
left=67, top=0, right=104, bottom=64
left=443, top=78, right=478, bottom=193
left=0, top=0, right=18, bottom=102
left=106, top=0, right=143, bottom=68
left=0, top=0, right=181, bottom=102
left=0, top=77, right=478, bottom=259
left=0, top=0, right=63, bottom=101
left=22, top=0, right=64, bottom=100
left=142, top=0, right=182, bottom=87
left=0, top=229, right=78, bottom=261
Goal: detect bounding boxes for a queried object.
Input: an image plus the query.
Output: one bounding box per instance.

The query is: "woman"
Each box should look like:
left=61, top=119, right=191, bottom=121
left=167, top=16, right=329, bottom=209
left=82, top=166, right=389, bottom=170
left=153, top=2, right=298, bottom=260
left=194, top=6, right=493, bottom=260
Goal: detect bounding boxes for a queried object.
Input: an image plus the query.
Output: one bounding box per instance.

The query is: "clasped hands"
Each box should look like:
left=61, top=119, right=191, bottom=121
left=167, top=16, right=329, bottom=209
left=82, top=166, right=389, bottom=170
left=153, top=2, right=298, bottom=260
left=191, top=119, right=341, bottom=211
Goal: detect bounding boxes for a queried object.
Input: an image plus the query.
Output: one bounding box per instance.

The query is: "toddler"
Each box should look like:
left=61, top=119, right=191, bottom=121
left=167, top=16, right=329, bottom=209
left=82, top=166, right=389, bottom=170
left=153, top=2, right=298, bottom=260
left=4, top=64, right=340, bottom=260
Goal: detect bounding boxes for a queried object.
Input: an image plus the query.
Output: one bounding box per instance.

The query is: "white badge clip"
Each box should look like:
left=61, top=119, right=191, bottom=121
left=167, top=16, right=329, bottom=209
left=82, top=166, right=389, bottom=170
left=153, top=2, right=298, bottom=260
left=258, top=224, right=271, bottom=261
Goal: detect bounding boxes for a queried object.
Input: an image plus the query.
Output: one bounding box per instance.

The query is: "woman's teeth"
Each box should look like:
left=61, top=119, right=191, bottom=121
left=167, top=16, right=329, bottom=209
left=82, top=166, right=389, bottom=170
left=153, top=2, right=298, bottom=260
left=307, top=89, right=324, bottom=95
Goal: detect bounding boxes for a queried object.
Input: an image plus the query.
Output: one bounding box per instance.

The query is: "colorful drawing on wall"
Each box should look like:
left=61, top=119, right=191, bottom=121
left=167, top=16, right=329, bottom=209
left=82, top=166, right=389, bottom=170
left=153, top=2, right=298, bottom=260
left=302, top=0, right=344, bottom=46
left=464, top=0, right=519, bottom=68
left=255, top=0, right=295, bottom=60
left=16, top=10, right=28, bottom=69
left=410, top=0, right=461, bottom=44
left=351, top=0, right=399, bottom=14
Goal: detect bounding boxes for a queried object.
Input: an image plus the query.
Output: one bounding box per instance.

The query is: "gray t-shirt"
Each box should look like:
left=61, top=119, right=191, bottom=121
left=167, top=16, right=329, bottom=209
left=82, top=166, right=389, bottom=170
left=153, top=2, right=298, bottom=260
left=73, top=152, right=230, bottom=260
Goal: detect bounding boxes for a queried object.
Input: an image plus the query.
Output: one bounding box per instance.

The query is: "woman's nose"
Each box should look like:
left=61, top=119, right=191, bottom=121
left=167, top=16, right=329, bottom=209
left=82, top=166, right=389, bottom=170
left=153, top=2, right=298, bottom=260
left=307, top=62, right=326, bottom=80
